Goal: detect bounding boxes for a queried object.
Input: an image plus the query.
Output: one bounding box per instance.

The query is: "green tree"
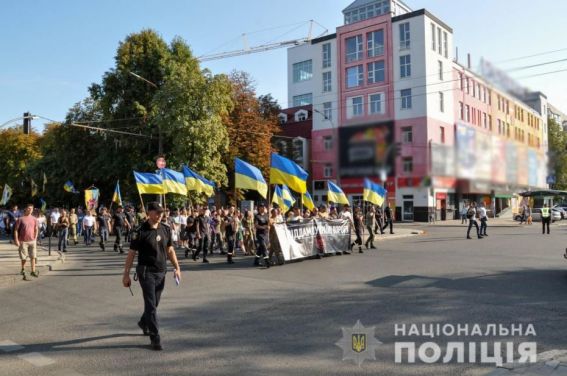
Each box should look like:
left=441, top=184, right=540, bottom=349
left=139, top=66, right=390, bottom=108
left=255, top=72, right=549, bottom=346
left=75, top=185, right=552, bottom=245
left=548, top=118, right=567, bottom=190
left=0, top=128, right=42, bottom=205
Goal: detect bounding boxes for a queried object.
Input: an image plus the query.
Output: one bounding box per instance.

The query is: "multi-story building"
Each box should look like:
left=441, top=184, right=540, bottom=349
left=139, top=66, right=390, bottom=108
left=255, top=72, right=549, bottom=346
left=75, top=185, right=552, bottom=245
left=285, top=0, right=548, bottom=221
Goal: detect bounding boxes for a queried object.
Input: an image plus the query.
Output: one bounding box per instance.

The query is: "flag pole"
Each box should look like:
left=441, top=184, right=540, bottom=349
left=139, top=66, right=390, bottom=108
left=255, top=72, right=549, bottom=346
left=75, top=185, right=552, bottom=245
left=138, top=192, right=146, bottom=213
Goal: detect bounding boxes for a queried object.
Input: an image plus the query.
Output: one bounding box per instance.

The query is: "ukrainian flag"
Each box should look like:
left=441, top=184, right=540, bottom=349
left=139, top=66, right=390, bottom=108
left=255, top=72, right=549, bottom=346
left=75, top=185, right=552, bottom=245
left=182, top=166, right=215, bottom=197
left=363, top=178, right=387, bottom=206
left=327, top=181, right=349, bottom=205
left=234, top=158, right=268, bottom=199
left=112, top=180, right=123, bottom=206
left=272, top=185, right=289, bottom=212
left=269, top=153, right=308, bottom=194
left=63, top=180, right=78, bottom=193
left=134, top=171, right=164, bottom=194
left=281, top=184, right=296, bottom=209
left=302, top=191, right=315, bottom=211
left=162, top=168, right=187, bottom=195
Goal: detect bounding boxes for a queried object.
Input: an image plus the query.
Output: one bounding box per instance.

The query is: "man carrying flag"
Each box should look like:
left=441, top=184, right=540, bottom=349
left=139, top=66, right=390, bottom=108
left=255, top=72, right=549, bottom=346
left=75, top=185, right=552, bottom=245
left=112, top=180, right=123, bottom=207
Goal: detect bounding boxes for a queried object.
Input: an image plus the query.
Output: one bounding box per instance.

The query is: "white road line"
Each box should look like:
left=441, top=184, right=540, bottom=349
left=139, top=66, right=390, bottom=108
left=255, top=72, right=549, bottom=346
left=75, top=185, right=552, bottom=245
left=17, top=352, right=56, bottom=367
left=0, top=340, right=24, bottom=352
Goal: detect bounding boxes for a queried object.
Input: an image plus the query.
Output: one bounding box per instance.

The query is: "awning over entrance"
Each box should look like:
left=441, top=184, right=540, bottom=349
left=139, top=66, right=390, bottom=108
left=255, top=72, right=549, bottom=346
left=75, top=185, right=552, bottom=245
left=519, top=190, right=567, bottom=197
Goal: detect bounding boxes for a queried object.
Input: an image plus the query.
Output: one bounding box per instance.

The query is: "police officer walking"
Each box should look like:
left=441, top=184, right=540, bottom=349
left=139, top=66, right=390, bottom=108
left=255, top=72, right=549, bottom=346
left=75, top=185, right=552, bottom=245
left=122, top=202, right=181, bottom=351
left=112, top=205, right=131, bottom=253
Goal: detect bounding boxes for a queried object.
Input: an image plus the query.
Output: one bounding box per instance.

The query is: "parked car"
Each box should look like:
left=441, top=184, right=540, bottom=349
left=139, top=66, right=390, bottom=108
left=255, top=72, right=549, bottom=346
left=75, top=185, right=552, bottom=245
left=553, top=204, right=567, bottom=219
left=514, top=208, right=561, bottom=222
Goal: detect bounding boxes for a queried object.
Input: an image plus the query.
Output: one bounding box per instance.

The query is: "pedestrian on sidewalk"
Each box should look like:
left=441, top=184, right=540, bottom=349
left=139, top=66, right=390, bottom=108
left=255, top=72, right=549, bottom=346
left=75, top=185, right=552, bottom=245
left=14, top=204, right=39, bottom=280
left=382, top=201, right=395, bottom=234
left=365, top=206, right=377, bottom=249
left=122, top=201, right=181, bottom=351
left=466, top=202, right=483, bottom=239
left=541, top=203, right=551, bottom=235
left=57, top=210, right=70, bottom=253
left=478, top=202, right=488, bottom=237
left=82, top=210, right=96, bottom=246
left=68, top=208, right=78, bottom=245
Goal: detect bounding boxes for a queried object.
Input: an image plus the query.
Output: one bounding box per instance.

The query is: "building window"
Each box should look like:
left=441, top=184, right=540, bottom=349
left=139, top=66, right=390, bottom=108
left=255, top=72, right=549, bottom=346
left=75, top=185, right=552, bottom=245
left=322, top=43, right=331, bottom=68
left=293, top=93, right=312, bottom=107
left=293, top=60, right=312, bottom=83
left=459, top=73, right=463, bottom=90
left=465, top=104, right=470, bottom=122
left=466, top=78, right=470, bottom=94
left=400, top=55, right=411, bottom=78
left=322, top=71, right=332, bottom=92
left=324, top=164, right=333, bottom=178
left=440, top=126, right=445, bottom=143
left=367, top=30, right=384, bottom=57
left=483, top=112, right=487, bottom=128
left=401, top=89, right=412, bottom=109
left=443, top=31, right=448, bottom=58
left=472, top=80, right=476, bottom=97
left=367, top=60, right=385, bottom=84
left=346, top=65, right=364, bottom=88
left=278, top=114, right=287, bottom=124
left=352, top=96, right=363, bottom=116
left=369, top=93, right=384, bottom=114
left=323, top=101, right=332, bottom=121
left=431, top=23, right=436, bottom=51
left=459, top=101, right=464, bottom=120
left=402, top=126, right=413, bottom=143
left=399, top=22, right=410, bottom=49
left=345, top=35, right=363, bottom=63
left=323, top=136, right=333, bottom=150
left=437, top=27, right=442, bottom=55
left=438, top=60, right=443, bottom=80
left=439, top=92, right=444, bottom=112
left=403, top=157, right=413, bottom=173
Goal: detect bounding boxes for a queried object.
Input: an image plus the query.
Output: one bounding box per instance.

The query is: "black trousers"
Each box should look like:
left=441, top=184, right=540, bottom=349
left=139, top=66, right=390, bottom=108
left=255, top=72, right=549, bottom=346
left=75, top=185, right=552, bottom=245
left=114, top=227, right=124, bottom=247
left=374, top=218, right=384, bottom=234
left=225, top=233, right=235, bottom=255
left=480, top=218, right=487, bottom=235
left=255, top=234, right=268, bottom=263
left=467, top=219, right=480, bottom=238
left=382, top=218, right=393, bottom=234
left=137, top=266, right=166, bottom=342
left=542, top=217, right=551, bottom=234
left=195, top=234, right=209, bottom=258
left=210, top=233, right=223, bottom=252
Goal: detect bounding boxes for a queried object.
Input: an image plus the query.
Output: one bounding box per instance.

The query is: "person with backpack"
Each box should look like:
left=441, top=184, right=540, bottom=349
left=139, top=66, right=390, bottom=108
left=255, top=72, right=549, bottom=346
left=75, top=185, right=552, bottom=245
left=466, top=202, right=483, bottom=240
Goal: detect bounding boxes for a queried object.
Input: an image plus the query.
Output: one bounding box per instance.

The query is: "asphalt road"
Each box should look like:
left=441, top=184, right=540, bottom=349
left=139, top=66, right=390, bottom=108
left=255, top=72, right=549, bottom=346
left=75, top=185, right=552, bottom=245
left=1, top=222, right=567, bottom=376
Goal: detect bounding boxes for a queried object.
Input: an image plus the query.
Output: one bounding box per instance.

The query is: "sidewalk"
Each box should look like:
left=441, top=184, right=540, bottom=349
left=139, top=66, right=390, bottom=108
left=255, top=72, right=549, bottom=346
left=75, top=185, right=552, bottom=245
left=486, top=350, right=567, bottom=375
left=0, top=239, right=66, bottom=289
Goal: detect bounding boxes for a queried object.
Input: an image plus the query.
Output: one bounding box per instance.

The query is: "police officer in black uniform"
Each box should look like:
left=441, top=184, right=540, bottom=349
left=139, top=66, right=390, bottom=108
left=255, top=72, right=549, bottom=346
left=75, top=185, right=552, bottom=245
left=122, top=202, right=181, bottom=351
left=112, top=205, right=131, bottom=253
left=254, top=203, right=270, bottom=268
left=224, top=207, right=236, bottom=264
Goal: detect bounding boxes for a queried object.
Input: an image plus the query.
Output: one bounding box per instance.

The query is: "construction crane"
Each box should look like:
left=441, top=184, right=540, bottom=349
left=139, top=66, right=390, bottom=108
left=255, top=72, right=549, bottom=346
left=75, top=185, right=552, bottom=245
left=197, top=20, right=328, bottom=62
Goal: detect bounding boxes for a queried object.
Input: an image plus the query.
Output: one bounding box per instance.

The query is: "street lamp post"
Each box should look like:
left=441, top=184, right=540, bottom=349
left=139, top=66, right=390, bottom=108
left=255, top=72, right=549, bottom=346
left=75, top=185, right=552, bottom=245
left=313, top=108, right=340, bottom=186
left=128, top=71, right=163, bottom=155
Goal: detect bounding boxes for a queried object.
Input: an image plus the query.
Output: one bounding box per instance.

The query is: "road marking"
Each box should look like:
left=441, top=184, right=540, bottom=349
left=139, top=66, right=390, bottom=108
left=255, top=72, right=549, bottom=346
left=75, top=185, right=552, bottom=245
left=17, top=352, right=56, bottom=367
left=0, top=340, right=24, bottom=352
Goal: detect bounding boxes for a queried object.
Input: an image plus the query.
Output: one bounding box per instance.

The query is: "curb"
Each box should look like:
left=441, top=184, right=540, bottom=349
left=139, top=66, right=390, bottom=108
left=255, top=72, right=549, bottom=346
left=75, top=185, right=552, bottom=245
left=0, top=248, right=66, bottom=289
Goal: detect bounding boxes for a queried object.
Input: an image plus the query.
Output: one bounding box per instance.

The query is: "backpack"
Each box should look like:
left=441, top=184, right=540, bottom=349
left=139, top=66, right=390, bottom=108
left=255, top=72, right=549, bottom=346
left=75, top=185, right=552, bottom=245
left=466, top=208, right=475, bottom=219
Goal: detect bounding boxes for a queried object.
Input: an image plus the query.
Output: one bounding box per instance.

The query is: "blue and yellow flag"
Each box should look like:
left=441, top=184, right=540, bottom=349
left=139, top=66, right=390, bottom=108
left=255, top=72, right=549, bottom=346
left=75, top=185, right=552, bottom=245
left=40, top=198, right=47, bottom=212
left=281, top=184, right=296, bottom=209
left=363, top=178, right=387, bottom=206
left=112, top=180, right=123, bottom=206
left=272, top=185, right=289, bottom=212
left=327, top=181, right=349, bottom=205
left=162, top=168, right=187, bottom=195
left=182, top=166, right=215, bottom=197
left=235, top=158, right=267, bottom=199
left=63, top=181, right=79, bottom=194
left=269, top=153, right=308, bottom=194
left=302, top=191, right=315, bottom=211
left=134, top=171, right=164, bottom=195
left=0, top=184, right=13, bottom=205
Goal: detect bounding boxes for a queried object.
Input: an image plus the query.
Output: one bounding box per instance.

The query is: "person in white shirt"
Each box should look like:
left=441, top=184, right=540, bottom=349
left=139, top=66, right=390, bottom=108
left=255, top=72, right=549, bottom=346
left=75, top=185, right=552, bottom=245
left=82, top=210, right=96, bottom=246
left=478, top=203, right=488, bottom=236
left=466, top=202, right=483, bottom=240
left=49, top=208, right=60, bottom=237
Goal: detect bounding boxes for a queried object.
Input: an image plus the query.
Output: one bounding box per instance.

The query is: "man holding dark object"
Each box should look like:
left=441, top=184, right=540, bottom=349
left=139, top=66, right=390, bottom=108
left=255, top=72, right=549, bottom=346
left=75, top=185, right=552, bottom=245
left=122, top=202, right=181, bottom=351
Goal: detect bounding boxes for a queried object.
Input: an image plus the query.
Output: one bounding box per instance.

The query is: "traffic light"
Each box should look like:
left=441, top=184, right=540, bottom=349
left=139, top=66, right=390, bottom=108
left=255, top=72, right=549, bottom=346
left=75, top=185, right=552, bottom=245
left=23, top=112, right=31, bottom=134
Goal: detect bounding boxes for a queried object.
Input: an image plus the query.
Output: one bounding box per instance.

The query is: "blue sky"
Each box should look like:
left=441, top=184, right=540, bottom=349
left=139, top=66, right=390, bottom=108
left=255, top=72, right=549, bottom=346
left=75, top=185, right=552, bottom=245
left=2, top=0, right=567, bottom=130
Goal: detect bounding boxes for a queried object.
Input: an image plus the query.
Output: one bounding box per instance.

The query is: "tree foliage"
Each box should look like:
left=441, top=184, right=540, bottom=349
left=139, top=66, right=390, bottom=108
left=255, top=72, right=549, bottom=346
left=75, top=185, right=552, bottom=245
left=548, top=118, right=567, bottom=190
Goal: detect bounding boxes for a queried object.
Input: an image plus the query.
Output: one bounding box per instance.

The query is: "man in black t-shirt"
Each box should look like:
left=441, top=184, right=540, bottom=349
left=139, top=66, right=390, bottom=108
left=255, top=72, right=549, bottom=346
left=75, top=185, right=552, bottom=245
left=254, top=203, right=270, bottom=268
left=193, top=207, right=210, bottom=263
left=184, top=209, right=197, bottom=258
left=111, top=206, right=131, bottom=253
left=122, top=202, right=181, bottom=351
left=224, top=207, right=236, bottom=264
